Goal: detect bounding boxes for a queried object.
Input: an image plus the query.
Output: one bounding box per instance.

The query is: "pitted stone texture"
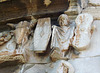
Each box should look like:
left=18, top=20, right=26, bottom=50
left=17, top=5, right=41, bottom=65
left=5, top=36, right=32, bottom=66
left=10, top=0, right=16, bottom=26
left=80, top=0, right=88, bottom=8
left=82, top=6, right=100, bottom=20
left=72, top=13, right=93, bottom=51
left=69, top=56, right=100, bottom=73
left=71, top=20, right=100, bottom=58
left=89, top=0, right=100, bottom=6
left=77, top=20, right=100, bottom=58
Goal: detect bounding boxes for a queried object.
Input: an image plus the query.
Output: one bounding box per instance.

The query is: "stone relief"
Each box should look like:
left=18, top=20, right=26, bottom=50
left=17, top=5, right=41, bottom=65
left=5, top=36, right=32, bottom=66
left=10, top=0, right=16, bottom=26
left=72, top=13, right=94, bottom=51
left=0, top=13, right=95, bottom=73
left=50, top=14, right=75, bottom=61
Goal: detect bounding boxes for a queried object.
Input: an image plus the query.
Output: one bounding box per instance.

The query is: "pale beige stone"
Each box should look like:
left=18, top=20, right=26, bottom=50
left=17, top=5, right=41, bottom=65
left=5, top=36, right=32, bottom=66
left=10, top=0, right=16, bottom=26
left=89, top=0, right=100, bottom=6
left=72, top=13, right=93, bottom=51
left=0, top=37, right=25, bottom=63
left=23, top=60, right=74, bottom=73
left=50, top=14, right=75, bottom=61
left=44, top=0, right=51, bottom=7
left=34, top=18, right=51, bottom=53
left=82, top=6, right=100, bottom=20
left=76, top=20, right=100, bottom=58
left=80, top=0, right=88, bottom=8
left=49, top=60, right=74, bottom=73
left=21, top=37, right=51, bottom=63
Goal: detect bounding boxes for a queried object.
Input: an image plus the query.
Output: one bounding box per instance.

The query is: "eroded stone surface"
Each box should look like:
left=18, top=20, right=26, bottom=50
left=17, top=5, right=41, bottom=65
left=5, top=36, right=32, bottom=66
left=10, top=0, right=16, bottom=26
left=72, top=13, right=93, bottom=51
left=34, top=18, right=51, bottom=53
left=50, top=14, right=75, bottom=61
left=80, top=0, right=88, bottom=8
left=76, top=20, right=100, bottom=58
left=0, top=37, right=25, bottom=63
left=82, top=6, right=100, bottom=20
left=89, top=0, right=100, bottom=6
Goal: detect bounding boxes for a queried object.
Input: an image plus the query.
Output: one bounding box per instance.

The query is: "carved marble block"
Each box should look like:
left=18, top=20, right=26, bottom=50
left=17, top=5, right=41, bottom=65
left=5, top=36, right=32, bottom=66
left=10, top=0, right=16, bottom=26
left=34, top=18, right=51, bottom=53
left=50, top=14, right=75, bottom=61
left=72, top=13, right=93, bottom=51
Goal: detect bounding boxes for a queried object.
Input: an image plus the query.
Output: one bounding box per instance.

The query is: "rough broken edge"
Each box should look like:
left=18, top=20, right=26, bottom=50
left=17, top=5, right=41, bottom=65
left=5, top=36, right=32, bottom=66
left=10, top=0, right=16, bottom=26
left=0, top=54, right=25, bottom=64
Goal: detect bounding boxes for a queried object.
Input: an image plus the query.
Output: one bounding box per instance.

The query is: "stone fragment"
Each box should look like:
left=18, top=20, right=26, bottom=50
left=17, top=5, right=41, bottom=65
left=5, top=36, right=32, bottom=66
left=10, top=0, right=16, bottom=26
left=34, top=18, right=51, bottom=53
left=72, top=20, right=100, bottom=58
left=48, top=60, right=74, bottom=73
left=3, top=20, right=37, bottom=64
left=69, top=56, right=100, bottom=73
left=15, top=34, right=51, bottom=64
left=72, top=13, right=93, bottom=51
left=64, top=0, right=78, bottom=20
left=23, top=60, right=74, bottom=73
left=14, top=21, right=31, bottom=45
left=50, top=14, right=75, bottom=61
left=89, top=0, right=100, bottom=6
left=0, top=37, right=25, bottom=63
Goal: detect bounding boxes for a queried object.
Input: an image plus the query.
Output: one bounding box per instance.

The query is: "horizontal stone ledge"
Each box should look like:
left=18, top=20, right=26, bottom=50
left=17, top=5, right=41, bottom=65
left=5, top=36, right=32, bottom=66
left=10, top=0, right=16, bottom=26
left=0, top=0, right=69, bottom=23
left=82, top=6, right=100, bottom=20
left=89, top=0, right=100, bottom=6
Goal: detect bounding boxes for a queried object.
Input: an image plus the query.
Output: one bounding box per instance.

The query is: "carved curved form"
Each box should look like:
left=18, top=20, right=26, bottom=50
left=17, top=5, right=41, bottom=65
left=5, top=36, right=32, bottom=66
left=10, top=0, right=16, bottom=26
left=50, top=14, right=75, bottom=61
left=49, top=60, right=74, bottom=73
left=72, top=13, right=93, bottom=51
left=0, top=37, right=26, bottom=63
left=14, top=21, right=31, bottom=45
left=7, top=19, right=37, bottom=45
left=0, top=31, right=12, bottom=45
left=0, top=20, right=37, bottom=64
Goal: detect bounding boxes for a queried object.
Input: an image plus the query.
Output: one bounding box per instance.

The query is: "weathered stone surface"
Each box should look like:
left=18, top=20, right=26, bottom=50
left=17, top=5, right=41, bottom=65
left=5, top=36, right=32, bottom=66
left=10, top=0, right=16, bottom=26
left=89, top=0, right=100, bottom=6
left=82, top=6, right=100, bottom=20
left=64, top=0, right=78, bottom=20
left=72, top=13, right=93, bottom=51
left=65, top=6, right=78, bottom=15
left=0, top=37, right=25, bottom=63
left=21, top=37, right=51, bottom=63
left=50, top=14, right=75, bottom=61
left=23, top=60, right=74, bottom=73
left=76, top=20, right=100, bottom=58
left=0, top=20, right=37, bottom=64
left=69, top=56, right=100, bottom=73
left=80, top=0, right=88, bottom=8
left=34, top=18, right=51, bottom=53
left=49, top=60, right=74, bottom=73
left=0, top=31, right=12, bottom=45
